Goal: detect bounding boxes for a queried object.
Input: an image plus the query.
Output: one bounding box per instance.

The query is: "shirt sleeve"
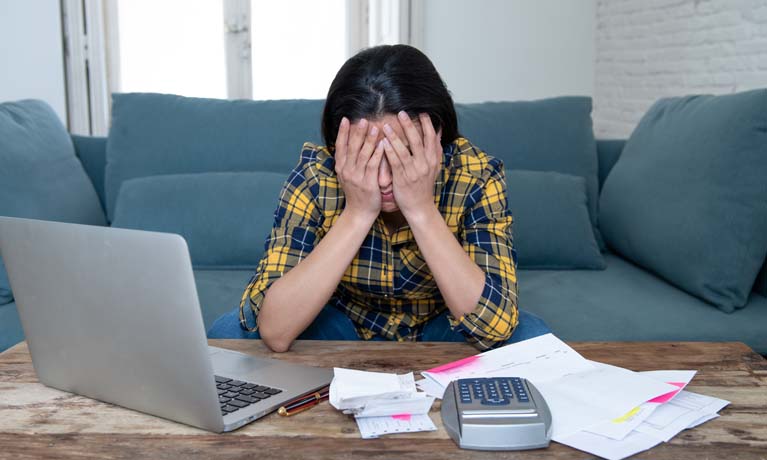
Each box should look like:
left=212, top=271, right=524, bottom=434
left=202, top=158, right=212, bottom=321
left=239, top=148, right=324, bottom=331
left=448, top=160, right=519, bottom=350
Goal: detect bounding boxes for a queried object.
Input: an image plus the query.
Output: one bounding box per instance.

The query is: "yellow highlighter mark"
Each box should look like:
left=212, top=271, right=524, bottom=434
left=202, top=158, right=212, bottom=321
left=612, top=406, right=641, bottom=423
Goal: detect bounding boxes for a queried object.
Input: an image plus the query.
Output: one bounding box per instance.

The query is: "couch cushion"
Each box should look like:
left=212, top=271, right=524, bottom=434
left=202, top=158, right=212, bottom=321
left=0, top=301, right=23, bottom=353
left=112, top=172, right=284, bottom=268
left=105, top=93, right=324, bottom=220
left=72, top=135, right=108, bottom=213
left=755, top=262, right=767, bottom=297
left=518, top=253, right=767, bottom=355
left=0, top=259, right=10, bottom=305
left=507, top=170, right=604, bottom=270
left=599, top=89, right=767, bottom=313
left=0, top=100, right=107, bottom=305
left=194, top=269, right=255, bottom=331
left=456, top=97, right=602, bottom=248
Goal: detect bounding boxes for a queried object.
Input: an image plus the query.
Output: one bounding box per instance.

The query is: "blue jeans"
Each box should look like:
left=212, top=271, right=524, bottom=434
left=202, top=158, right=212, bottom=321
left=207, top=304, right=551, bottom=345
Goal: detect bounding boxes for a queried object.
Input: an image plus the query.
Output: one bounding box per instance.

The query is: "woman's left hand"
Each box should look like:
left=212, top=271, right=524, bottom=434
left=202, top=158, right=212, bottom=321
left=382, top=111, right=443, bottom=220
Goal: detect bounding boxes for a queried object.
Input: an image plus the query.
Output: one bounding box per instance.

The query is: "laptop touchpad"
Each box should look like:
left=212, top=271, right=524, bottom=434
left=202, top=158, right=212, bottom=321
left=211, top=349, right=273, bottom=376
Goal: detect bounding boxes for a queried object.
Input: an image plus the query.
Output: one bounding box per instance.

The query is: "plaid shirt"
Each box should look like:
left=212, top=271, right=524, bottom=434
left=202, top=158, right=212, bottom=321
left=240, top=137, right=518, bottom=350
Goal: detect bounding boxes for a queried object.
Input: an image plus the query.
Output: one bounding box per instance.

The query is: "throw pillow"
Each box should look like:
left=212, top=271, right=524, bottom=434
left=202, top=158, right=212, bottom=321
left=0, top=100, right=106, bottom=305
left=111, top=171, right=286, bottom=268
left=507, top=170, right=605, bottom=270
left=456, top=97, right=603, bottom=249
left=599, top=89, right=767, bottom=312
left=105, top=93, right=324, bottom=220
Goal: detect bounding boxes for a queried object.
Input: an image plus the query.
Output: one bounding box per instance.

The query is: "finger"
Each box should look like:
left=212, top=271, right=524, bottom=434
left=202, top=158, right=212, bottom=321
left=397, top=111, right=424, bottom=155
left=382, top=137, right=408, bottom=179
left=365, top=139, right=385, bottom=179
left=419, top=113, right=437, bottom=165
left=419, top=113, right=441, bottom=168
left=357, top=124, right=379, bottom=171
left=334, top=117, right=350, bottom=172
left=419, top=112, right=438, bottom=146
left=383, top=122, right=414, bottom=170
left=436, top=128, right=444, bottom=166
left=347, top=118, right=368, bottom=169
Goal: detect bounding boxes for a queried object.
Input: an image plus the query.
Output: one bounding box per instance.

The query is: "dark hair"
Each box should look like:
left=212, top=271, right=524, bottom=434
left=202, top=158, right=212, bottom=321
left=321, top=44, right=459, bottom=150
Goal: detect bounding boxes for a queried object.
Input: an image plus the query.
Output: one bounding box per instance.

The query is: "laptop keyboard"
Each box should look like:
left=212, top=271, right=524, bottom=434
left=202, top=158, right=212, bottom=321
left=215, top=375, right=282, bottom=415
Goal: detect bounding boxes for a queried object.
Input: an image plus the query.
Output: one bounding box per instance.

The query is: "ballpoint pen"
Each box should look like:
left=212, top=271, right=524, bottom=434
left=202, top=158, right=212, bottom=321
left=277, top=387, right=330, bottom=416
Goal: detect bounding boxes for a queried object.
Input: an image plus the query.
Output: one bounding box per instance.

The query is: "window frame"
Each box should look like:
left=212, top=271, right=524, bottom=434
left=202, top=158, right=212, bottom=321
left=62, top=0, right=421, bottom=132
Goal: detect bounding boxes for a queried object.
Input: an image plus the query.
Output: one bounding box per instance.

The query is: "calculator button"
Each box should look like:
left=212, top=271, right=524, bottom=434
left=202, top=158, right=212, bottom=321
left=481, top=398, right=510, bottom=406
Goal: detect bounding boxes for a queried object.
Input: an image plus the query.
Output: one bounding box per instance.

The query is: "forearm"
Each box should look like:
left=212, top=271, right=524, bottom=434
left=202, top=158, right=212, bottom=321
left=406, top=206, right=486, bottom=319
left=258, top=210, right=375, bottom=351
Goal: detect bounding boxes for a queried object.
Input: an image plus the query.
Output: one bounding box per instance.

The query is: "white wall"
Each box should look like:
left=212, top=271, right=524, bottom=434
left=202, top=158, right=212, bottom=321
left=0, top=0, right=67, bottom=124
left=421, top=0, right=596, bottom=102
left=593, top=0, right=767, bottom=138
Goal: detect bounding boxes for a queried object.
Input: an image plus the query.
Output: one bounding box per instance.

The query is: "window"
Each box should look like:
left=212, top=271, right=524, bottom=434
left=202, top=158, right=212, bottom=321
left=63, top=0, right=419, bottom=134
left=114, top=0, right=227, bottom=98
left=250, top=0, right=347, bottom=100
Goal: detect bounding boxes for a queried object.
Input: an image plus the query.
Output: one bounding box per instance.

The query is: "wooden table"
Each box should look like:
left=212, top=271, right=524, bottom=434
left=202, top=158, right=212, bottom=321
left=0, top=340, right=765, bottom=459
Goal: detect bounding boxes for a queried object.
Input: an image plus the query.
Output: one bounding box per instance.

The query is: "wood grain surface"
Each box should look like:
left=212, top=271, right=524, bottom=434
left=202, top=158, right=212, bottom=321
left=0, top=340, right=764, bottom=459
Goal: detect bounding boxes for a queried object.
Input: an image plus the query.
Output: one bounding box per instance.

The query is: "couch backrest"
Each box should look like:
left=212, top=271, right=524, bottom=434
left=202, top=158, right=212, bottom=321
left=77, top=96, right=627, bottom=214
left=104, top=93, right=325, bottom=220
left=73, top=94, right=767, bottom=295
left=595, top=139, right=626, bottom=190
left=75, top=134, right=627, bottom=215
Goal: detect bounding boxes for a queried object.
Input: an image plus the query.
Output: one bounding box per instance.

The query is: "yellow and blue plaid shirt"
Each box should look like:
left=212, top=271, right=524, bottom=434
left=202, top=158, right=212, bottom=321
left=240, top=137, right=518, bottom=350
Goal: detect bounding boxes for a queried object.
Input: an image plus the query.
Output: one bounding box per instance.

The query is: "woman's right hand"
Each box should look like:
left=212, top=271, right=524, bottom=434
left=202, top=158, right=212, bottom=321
left=334, top=117, right=385, bottom=221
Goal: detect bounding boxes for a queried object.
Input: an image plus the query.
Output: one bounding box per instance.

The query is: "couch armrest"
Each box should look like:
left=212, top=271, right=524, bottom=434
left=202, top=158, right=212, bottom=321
left=596, top=139, right=626, bottom=191
left=71, top=135, right=108, bottom=215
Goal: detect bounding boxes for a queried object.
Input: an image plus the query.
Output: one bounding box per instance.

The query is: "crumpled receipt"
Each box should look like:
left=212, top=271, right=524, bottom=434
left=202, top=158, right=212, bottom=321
left=329, top=367, right=435, bottom=418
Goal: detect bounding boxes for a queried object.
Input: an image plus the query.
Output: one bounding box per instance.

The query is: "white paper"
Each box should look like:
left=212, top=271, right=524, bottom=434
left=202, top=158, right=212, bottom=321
left=355, top=413, right=437, bottom=439
left=420, top=335, right=677, bottom=439
left=584, top=370, right=697, bottom=440
left=330, top=368, right=417, bottom=411
left=415, top=378, right=446, bottom=399
left=354, top=393, right=435, bottom=417
left=686, top=413, right=719, bottom=429
left=635, top=390, right=730, bottom=442
left=543, top=362, right=677, bottom=438
left=558, top=429, right=662, bottom=460
left=421, top=333, right=595, bottom=390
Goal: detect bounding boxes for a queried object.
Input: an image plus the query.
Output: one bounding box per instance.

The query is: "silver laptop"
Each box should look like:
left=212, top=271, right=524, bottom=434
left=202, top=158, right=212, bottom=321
left=0, top=216, right=332, bottom=432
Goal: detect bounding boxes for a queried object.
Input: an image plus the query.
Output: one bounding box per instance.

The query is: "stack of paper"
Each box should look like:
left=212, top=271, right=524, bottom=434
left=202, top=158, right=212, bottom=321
left=558, top=367, right=730, bottom=459
left=417, top=334, right=729, bottom=459
left=329, top=368, right=437, bottom=439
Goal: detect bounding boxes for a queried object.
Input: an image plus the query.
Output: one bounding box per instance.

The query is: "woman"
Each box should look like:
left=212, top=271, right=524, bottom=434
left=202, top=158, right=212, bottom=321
left=209, top=44, right=550, bottom=352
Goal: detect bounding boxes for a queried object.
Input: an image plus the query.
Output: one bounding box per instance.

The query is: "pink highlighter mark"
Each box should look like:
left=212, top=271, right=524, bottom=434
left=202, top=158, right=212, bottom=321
left=648, top=382, right=686, bottom=404
left=427, top=355, right=479, bottom=373
left=391, top=413, right=412, bottom=421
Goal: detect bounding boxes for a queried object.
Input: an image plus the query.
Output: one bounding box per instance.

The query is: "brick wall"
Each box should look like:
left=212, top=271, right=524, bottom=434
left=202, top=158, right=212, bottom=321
left=593, top=0, right=767, bottom=139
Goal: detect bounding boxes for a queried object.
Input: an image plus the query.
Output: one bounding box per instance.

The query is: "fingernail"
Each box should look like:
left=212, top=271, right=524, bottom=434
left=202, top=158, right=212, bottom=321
left=360, top=118, right=368, bottom=126
left=377, top=139, right=383, bottom=149
left=398, top=111, right=408, bottom=120
left=383, top=138, right=391, bottom=147
left=383, top=124, right=394, bottom=134
left=341, top=116, right=348, bottom=125
left=370, top=126, right=378, bottom=136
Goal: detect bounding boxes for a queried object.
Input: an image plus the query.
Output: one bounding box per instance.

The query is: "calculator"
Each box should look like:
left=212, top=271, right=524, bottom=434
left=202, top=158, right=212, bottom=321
left=440, top=377, right=552, bottom=451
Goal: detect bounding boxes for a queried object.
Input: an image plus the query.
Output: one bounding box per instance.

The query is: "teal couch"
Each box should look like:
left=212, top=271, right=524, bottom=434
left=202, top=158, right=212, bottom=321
left=1, top=93, right=766, bottom=354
